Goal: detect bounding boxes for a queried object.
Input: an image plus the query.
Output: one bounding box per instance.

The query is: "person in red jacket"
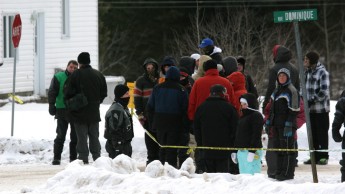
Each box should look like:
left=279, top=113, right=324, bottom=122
left=188, top=59, right=235, bottom=121
left=227, top=72, right=247, bottom=115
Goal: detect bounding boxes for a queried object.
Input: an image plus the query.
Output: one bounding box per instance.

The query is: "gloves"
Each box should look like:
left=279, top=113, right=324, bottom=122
left=49, top=104, right=56, bottom=116
left=138, top=113, right=146, bottom=127
left=283, top=126, right=293, bottom=137
left=231, top=153, right=237, bottom=164
left=247, top=152, right=256, bottom=162
left=283, top=122, right=293, bottom=137
left=332, top=129, right=343, bottom=142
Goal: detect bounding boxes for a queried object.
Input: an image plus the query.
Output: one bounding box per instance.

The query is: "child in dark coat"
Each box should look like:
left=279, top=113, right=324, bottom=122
left=104, top=84, right=134, bottom=159
left=332, top=90, right=345, bottom=182
left=232, top=93, right=263, bottom=175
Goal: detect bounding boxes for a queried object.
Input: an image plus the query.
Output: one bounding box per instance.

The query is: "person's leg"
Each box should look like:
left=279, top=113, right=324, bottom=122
left=105, top=140, right=116, bottom=159
left=69, top=122, right=78, bottom=162
left=309, top=113, right=321, bottom=161
left=267, top=127, right=279, bottom=177
left=157, top=131, right=167, bottom=165
left=165, top=131, right=179, bottom=168
left=215, top=158, right=230, bottom=173
left=145, top=131, right=160, bottom=165
left=74, top=122, right=89, bottom=163
left=317, top=113, right=330, bottom=162
left=53, top=118, right=68, bottom=164
left=276, top=129, right=296, bottom=180
left=204, top=159, right=216, bottom=173
left=340, top=134, right=345, bottom=182
left=178, top=132, right=190, bottom=168
left=88, top=122, right=101, bottom=161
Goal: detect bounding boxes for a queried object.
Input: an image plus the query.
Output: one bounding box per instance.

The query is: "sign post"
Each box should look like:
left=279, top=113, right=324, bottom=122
left=274, top=9, right=318, bottom=183
left=11, top=14, right=22, bottom=137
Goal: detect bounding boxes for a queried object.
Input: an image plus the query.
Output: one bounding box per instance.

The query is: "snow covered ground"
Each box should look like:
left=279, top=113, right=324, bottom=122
left=0, top=99, right=345, bottom=194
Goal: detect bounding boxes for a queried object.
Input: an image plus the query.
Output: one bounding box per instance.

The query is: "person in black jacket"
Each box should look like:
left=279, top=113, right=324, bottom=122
left=263, top=45, right=300, bottom=110
left=104, top=84, right=134, bottom=159
left=265, top=68, right=299, bottom=181
left=48, top=60, right=78, bottom=165
left=133, top=58, right=160, bottom=165
left=232, top=93, right=263, bottom=175
left=64, top=52, right=107, bottom=164
left=199, top=38, right=223, bottom=66
left=331, top=90, right=345, bottom=182
left=194, top=84, right=238, bottom=173
left=147, top=66, right=189, bottom=168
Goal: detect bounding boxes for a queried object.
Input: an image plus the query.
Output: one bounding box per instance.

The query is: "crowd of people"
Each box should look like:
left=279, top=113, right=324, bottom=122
left=47, top=38, right=345, bottom=183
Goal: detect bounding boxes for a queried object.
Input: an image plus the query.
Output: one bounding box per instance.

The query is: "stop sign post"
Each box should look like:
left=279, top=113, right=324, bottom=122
left=11, top=14, right=22, bottom=137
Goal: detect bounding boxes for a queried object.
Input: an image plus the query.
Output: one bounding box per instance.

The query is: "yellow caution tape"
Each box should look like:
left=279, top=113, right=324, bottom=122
left=8, top=93, right=24, bottom=104
left=134, top=112, right=345, bottom=153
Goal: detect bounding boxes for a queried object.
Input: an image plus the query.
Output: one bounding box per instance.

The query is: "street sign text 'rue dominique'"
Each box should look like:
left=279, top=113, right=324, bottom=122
left=274, top=9, right=317, bottom=23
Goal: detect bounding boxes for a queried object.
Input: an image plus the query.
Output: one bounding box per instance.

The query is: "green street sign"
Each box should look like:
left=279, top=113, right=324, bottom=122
left=274, top=9, right=317, bottom=23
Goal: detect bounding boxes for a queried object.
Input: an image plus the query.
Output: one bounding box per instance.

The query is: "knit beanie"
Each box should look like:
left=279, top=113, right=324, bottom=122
left=305, top=51, right=319, bottom=65
left=114, top=84, right=129, bottom=99
left=77, top=52, right=91, bottom=65
left=203, top=59, right=218, bottom=72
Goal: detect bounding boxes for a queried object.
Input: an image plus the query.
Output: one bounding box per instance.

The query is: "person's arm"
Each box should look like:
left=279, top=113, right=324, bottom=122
left=313, top=70, right=330, bottom=102
left=188, top=83, right=197, bottom=120
left=332, top=97, right=345, bottom=142
left=133, top=79, right=144, bottom=115
left=48, top=76, right=59, bottom=105
left=48, top=76, right=59, bottom=115
left=249, top=113, right=264, bottom=152
left=100, top=75, right=107, bottom=103
left=245, top=74, right=258, bottom=98
left=263, top=68, right=276, bottom=109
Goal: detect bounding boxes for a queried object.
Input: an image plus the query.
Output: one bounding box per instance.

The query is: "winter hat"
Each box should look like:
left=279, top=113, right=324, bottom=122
left=165, top=66, right=180, bottom=81
left=277, top=68, right=290, bottom=78
left=199, top=38, right=214, bottom=48
left=161, top=56, right=177, bottom=75
left=77, top=52, right=91, bottom=65
left=114, top=84, right=129, bottom=99
left=236, top=56, right=246, bottom=69
left=203, top=59, right=218, bottom=72
left=210, top=84, right=227, bottom=97
left=305, top=51, right=319, bottom=65
left=190, top=53, right=201, bottom=61
left=222, top=56, right=238, bottom=76
left=272, top=45, right=280, bottom=60
left=240, top=93, right=258, bottom=110
left=179, top=56, right=195, bottom=76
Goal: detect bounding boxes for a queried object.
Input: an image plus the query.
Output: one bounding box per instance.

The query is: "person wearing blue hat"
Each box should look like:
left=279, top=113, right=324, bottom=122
left=198, top=38, right=223, bottom=66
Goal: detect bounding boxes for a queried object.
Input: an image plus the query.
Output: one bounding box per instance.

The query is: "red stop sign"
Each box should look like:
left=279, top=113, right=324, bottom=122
left=12, top=14, right=22, bottom=48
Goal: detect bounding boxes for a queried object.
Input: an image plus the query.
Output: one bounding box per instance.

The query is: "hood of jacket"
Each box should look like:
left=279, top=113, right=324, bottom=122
left=223, top=56, right=238, bottom=76
left=179, top=56, right=195, bottom=76
left=228, top=72, right=246, bottom=91
left=273, top=45, right=292, bottom=63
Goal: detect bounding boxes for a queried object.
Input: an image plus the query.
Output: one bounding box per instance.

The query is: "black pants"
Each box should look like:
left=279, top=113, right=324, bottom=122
left=178, top=132, right=190, bottom=168
left=272, top=127, right=296, bottom=178
left=145, top=131, right=160, bottom=165
left=310, top=113, right=329, bottom=161
left=105, top=140, right=132, bottom=159
left=340, top=132, right=345, bottom=182
left=204, top=158, right=230, bottom=173
left=157, top=131, right=180, bottom=168
left=53, top=118, right=77, bottom=161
